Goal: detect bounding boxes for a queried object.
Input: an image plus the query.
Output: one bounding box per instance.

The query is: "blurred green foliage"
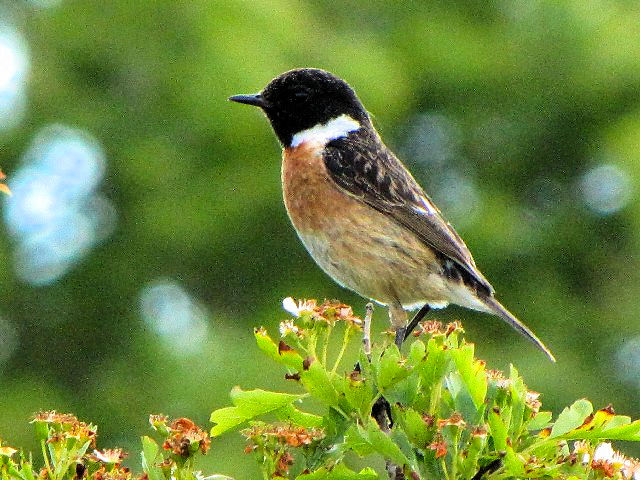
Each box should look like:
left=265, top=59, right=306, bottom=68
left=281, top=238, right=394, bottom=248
left=1, top=0, right=640, bottom=478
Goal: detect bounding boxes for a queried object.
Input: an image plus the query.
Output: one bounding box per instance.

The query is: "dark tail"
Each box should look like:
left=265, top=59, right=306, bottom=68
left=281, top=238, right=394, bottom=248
left=482, top=296, right=556, bottom=362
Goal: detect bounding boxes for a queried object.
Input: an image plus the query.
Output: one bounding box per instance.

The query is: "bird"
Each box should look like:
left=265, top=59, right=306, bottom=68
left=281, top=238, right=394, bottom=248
left=229, top=68, right=554, bottom=362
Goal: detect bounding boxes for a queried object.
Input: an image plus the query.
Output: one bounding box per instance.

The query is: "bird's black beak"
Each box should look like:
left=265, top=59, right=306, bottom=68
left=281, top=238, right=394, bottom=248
left=228, top=93, right=268, bottom=108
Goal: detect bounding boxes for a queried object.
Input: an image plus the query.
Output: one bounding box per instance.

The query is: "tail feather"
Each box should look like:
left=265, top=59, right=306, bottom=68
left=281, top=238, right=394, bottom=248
left=482, top=296, right=555, bottom=363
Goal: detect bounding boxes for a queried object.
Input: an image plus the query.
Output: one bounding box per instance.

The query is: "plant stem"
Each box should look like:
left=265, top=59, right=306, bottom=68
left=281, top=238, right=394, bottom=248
left=40, top=441, right=53, bottom=480
left=441, top=457, right=451, bottom=480
left=322, top=324, right=332, bottom=366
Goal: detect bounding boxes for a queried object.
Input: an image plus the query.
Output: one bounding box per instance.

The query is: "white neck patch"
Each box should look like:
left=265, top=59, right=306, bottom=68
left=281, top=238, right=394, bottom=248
left=290, top=114, right=361, bottom=148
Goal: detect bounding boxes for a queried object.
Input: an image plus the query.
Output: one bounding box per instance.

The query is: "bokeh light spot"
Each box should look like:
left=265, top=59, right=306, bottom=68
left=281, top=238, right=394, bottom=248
left=615, top=335, right=640, bottom=390
left=580, top=164, right=632, bottom=216
left=140, top=279, right=209, bottom=355
left=4, top=125, right=117, bottom=285
left=401, top=112, right=480, bottom=224
left=0, top=20, right=28, bottom=131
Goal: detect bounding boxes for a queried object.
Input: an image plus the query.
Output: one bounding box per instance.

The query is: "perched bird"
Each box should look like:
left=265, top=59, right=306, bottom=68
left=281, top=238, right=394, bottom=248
left=230, top=68, right=554, bottom=361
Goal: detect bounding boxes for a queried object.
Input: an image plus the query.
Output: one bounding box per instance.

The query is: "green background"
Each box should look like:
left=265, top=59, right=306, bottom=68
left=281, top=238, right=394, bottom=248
left=1, top=1, right=640, bottom=477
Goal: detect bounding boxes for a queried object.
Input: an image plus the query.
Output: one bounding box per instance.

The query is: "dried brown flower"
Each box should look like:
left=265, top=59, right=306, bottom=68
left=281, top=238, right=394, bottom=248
left=413, top=320, right=443, bottom=337
left=93, top=466, right=132, bottom=480
left=242, top=424, right=325, bottom=448
left=275, top=451, right=294, bottom=476
left=33, top=411, right=97, bottom=447
left=32, top=411, right=78, bottom=425
left=88, top=448, right=127, bottom=465
left=282, top=297, right=363, bottom=328
left=445, top=321, right=464, bottom=336
left=429, top=439, right=447, bottom=459
left=437, top=412, right=466, bottom=430
left=526, top=391, right=542, bottom=414
left=158, top=417, right=210, bottom=457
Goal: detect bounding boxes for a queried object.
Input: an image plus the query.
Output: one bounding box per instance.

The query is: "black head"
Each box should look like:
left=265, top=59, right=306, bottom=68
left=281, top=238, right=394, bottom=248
left=229, top=68, right=370, bottom=147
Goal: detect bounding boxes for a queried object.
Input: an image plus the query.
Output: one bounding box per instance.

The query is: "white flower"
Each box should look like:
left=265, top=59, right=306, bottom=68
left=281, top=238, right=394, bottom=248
left=594, top=442, right=627, bottom=469
left=282, top=297, right=300, bottom=317
left=279, top=320, right=300, bottom=337
left=282, top=297, right=317, bottom=317
left=594, top=442, right=615, bottom=462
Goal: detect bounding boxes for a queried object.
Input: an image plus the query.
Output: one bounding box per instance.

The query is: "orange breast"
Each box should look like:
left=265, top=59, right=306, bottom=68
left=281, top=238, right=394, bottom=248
left=281, top=142, right=360, bottom=233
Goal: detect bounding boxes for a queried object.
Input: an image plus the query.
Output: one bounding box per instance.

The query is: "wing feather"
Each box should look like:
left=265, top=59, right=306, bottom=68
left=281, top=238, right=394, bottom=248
left=323, top=132, right=493, bottom=295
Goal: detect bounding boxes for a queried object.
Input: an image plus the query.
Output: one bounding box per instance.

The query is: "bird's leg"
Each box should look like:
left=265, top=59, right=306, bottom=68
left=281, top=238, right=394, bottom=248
left=389, top=302, right=408, bottom=349
left=402, top=304, right=431, bottom=344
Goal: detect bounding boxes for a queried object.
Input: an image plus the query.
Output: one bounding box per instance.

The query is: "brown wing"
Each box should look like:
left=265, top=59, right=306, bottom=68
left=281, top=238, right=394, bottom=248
left=323, top=131, right=494, bottom=295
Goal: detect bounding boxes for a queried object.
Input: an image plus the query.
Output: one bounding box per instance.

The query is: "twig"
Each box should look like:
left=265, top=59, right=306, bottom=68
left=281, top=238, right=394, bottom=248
left=361, top=303, right=403, bottom=479
left=363, top=302, right=373, bottom=360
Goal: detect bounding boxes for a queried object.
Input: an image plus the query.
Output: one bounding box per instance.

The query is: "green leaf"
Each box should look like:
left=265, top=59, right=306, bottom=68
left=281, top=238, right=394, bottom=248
left=446, top=371, right=478, bottom=422
left=231, top=387, right=304, bottom=416
left=527, top=411, right=553, bottom=431
left=507, top=365, right=526, bottom=439
left=502, top=446, right=525, bottom=477
left=549, top=399, right=593, bottom=438
left=210, top=387, right=305, bottom=435
left=343, top=375, right=374, bottom=418
left=254, top=328, right=304, bottom=370
left=384, top=372, right=421, bottom=405
left=343, top=425, right=375, bottom=457
left=376, top=344, right=411, bottom=391
left=488, top=408, right=508, bottom=451
left=450, top=343, right=486, bottom=410
left=417, top=337, right=448, bottom=396
left=390, top=428, right=421, bottom=474
left=209, top=407, right=247, bottom=436
left=140, top=436, right=163, bottom=480
left=392, top=406, right=432, bottom=450
left=275, top=404, right=323, bottom=428
left=556, top=408, right=640, bottom=441
left=360, top=422, right=409, bottom=466
left=407, top=339, right=426, bottom=368
left=300, top=360, right=340, bottom=406
left=460, top=428, right=487, bottom=477
left=32, top=422, right=49, bottom=444
left=296, top=463, right=378, bottom=479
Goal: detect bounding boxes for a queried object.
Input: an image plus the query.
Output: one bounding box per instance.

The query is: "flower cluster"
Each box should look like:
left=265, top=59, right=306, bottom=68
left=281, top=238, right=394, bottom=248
left=149, top=416, right=211, bottom=457
left=411, top=320, right=464, bottom=338
left=242, top=423, right=324, bottom=448
left=570, top=441, right=640, bottom=479
left=87, top=449, right=127, bottom=465
left=242, top=422, right=325, bottom=477
left=281, top=297, right=363, bottom=328
left=32, top=410, right=97, bottom=448
left=24, top=411, right=136, bottom=480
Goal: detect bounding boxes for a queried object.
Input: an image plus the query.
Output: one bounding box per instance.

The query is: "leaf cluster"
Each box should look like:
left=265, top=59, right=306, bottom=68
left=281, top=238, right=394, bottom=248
left=210, top=299, right=640, bottom=479
left=0, top=412, right=228, bottom=480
